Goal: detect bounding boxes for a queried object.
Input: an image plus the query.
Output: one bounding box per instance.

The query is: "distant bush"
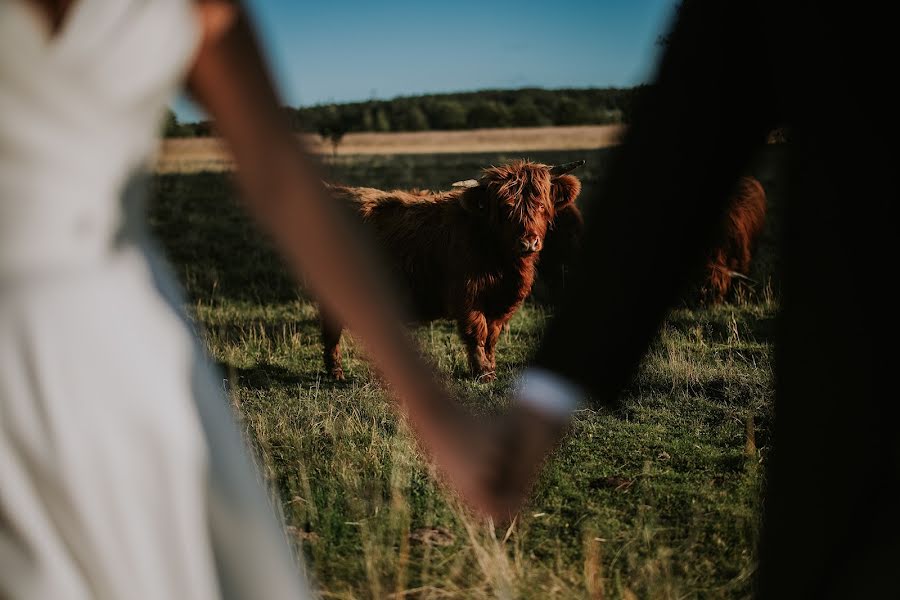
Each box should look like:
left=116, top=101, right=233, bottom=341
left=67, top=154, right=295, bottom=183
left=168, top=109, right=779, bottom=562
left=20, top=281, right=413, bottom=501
left=164, top=87, right=642, bottom=137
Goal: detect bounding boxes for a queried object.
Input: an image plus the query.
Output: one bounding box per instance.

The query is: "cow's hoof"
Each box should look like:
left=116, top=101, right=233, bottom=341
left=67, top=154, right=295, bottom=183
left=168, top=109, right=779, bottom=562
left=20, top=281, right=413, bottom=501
left=330, top=367, right=345, bottom=381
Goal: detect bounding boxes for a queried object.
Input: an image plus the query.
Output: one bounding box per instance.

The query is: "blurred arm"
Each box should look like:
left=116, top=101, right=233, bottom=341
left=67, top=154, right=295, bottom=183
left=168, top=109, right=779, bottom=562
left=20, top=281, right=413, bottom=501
left=532, top=0, right=780, bottom=406
left=187, top=1, right=451, bottom=429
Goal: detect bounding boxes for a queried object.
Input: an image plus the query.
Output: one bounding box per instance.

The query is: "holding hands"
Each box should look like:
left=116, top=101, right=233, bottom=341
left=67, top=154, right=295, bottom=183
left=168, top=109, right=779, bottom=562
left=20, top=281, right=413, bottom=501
left=411, top=391, right=571, bottom=521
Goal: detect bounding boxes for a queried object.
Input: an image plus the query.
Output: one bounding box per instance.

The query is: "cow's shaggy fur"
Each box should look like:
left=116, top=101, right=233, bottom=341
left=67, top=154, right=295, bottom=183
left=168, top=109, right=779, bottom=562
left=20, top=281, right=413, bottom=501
left=704, top=176, right=767, bottom=302
left=322, top=160, right=582, bottom=380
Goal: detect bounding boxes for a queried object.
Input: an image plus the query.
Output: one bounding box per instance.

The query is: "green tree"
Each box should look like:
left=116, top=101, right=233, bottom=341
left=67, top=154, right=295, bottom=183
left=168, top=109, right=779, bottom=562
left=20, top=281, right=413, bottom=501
left=406, top=104, right=429, bottom=131
left=427, top=99, right=467, bottom=130
left=161, top=108, right=182, bottom=138
left=511, top=97, right=549, bottom=127
left=554, top=96, right=591, bottom=125
left=373, top=107, right=391, bottom=132
left=391, top=101, right=429, bottom=131
left=467, top=100, right=512, bottom=129
left=361, top=107, right=375, bottom=131
left=317, top=105, right=348, bottom=156
left=319, top=125, right=346, bottom=157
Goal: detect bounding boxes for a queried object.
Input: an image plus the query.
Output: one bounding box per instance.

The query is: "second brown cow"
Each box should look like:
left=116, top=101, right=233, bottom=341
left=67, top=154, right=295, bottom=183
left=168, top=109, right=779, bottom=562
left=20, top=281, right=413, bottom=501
left=322, top=160, right=584, bottom=381
left=534, top=175, right=767, bottom=307
left=703, top=176, right=767, bottom=302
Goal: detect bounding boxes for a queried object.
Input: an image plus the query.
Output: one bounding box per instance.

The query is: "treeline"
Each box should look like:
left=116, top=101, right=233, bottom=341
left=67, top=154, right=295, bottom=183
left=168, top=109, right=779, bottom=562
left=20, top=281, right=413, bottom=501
left=162, top=110, right=213, bottom=138
left=164, top=87, right=643, bottom=138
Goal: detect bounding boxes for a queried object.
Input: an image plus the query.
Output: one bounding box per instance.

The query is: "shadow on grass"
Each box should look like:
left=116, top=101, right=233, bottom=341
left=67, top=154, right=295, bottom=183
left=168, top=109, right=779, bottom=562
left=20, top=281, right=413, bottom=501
left=150, top=172, right=301, bottom=304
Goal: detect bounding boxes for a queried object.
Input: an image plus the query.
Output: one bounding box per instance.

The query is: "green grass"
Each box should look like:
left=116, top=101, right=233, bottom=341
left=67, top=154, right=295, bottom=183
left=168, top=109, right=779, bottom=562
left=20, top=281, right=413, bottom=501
left=149, top=149, right=782, bottom=599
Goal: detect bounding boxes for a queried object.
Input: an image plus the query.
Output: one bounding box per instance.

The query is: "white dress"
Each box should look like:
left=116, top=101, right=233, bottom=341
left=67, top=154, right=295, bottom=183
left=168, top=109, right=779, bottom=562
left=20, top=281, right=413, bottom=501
left=0, top=1, right=312, bottom=598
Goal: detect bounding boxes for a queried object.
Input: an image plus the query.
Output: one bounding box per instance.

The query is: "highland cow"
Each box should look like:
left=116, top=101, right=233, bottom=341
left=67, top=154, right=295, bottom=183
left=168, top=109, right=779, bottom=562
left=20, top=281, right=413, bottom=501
left=704, top=176, right=767, bottom=302
left=321, top=160, right=584, bottom=381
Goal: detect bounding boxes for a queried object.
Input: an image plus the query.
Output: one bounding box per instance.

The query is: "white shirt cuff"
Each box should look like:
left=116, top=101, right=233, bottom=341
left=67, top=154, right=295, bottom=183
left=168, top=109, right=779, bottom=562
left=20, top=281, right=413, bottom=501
left=515, top=367, right=585, bottom=421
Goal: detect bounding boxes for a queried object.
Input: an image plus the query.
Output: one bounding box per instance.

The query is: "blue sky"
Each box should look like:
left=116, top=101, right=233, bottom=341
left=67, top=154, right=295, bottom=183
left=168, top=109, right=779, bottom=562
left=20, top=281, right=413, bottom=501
left=174, top=0, right=679, bottom=121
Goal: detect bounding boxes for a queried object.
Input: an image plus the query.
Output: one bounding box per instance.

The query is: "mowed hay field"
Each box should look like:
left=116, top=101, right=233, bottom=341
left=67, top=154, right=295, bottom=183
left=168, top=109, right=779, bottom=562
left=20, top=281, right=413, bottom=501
left=149, top=145, right=786, bottom=599
left=154, top=125, right=625, bottom=173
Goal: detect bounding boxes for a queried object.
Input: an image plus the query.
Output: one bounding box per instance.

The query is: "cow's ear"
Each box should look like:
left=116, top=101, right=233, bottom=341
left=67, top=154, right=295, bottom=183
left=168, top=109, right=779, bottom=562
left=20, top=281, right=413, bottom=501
left=459, top=187, right=488, bottom=215
left=552, top=174, right=581, bottom=208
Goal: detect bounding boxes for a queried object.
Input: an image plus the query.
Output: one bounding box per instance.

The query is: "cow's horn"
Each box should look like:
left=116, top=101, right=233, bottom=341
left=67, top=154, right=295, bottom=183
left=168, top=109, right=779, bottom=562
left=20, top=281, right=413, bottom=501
left=549, top=160, right=586, bottom=175
left=451, top=179, right=480, bottom=188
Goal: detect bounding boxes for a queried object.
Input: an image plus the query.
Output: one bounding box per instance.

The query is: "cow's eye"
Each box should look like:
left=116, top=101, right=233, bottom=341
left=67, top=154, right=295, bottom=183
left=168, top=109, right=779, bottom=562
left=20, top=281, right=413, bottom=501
left=537, top=205, right=545, bottom=213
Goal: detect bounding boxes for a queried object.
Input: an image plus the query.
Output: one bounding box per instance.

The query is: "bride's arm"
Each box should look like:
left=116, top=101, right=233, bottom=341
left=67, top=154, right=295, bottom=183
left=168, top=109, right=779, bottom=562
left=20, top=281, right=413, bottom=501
left=24, top=0, right=74, bottom=34
left=185, top=1, right=484, bottom=482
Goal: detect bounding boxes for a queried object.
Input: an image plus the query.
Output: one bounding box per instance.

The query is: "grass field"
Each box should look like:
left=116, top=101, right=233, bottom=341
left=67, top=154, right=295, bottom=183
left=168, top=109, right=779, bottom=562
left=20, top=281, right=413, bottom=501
left=149, top=146, right=785, bottom=599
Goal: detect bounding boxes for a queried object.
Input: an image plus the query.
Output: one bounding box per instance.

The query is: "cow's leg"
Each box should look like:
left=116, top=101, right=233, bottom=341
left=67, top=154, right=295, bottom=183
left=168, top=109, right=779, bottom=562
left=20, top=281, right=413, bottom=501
left=320, top=311, right=345, bottom=380
left=706, top=250, right=730, bottom=304
left=483, top=319, right=504, bottom=373
left=459, top=311, right=493, bottom=381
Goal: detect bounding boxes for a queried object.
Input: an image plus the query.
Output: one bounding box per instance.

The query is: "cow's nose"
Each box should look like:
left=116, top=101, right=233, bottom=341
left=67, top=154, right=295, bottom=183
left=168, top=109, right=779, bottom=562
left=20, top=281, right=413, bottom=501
left=520, top=236, right=541, bottom=254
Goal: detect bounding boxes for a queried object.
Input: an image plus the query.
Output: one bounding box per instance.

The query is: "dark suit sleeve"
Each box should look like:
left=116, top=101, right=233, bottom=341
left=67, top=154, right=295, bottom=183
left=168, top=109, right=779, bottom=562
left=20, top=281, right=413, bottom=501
left=532, top=0, right=779, bottom=406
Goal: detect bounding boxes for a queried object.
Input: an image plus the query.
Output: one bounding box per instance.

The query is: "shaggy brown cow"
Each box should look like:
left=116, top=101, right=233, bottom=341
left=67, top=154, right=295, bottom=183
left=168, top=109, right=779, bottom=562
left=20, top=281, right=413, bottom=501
left=321, top=160, right=584, bottom=381
left=703, top=176, right=767, bottom=302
